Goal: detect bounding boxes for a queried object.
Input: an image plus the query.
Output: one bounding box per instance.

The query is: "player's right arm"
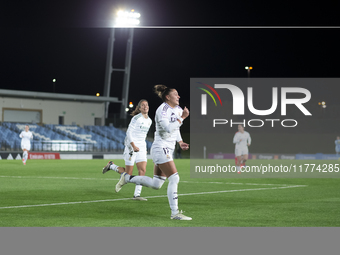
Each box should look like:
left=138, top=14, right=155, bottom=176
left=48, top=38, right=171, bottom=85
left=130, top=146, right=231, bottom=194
left=126, top=116, right=139, bottom=152
left=233, top=132, right=240, bottom=144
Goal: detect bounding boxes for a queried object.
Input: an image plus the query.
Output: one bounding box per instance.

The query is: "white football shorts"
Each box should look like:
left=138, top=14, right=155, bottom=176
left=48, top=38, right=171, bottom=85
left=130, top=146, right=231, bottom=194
left=123, top=146, right=147, bottom=166
left=21, top=141, right=31, bottom=151
left=235, top=146, right=249, bottom=157
left=151, top=146, right=173, bottom=165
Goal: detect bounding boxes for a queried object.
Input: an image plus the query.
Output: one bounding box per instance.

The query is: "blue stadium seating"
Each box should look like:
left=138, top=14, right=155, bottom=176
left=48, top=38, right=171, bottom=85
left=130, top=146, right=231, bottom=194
left=0, top=122, right=151, bottom=152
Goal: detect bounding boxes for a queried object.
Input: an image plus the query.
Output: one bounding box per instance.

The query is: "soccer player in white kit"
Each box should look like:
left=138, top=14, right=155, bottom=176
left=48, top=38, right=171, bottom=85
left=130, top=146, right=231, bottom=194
left=233, top=124, right=251, bottom=173
left=19, top=125, right=33, bottom=165
left=114, top=85, right=191, bottom=220
left=102, top=99, right=152, bottom=201
left=335, top=136, right=340, bottom=156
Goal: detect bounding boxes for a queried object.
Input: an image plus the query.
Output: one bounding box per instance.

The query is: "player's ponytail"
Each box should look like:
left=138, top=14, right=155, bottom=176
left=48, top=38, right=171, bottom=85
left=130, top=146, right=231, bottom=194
left=130, top=99, right=148, bottom=116
left=154, top=84, right=174, bottom=102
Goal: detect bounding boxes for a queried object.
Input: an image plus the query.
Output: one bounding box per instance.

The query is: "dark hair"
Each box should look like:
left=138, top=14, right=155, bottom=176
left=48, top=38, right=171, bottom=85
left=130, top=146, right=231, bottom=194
left=130, top=99, right=148, bottom=116
left=154, top=84, right=174, bottom=102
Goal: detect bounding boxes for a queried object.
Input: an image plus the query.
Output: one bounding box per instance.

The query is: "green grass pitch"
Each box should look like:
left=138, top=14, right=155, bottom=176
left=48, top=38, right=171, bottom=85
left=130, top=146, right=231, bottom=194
left=1, top=159, right=340, bottom=227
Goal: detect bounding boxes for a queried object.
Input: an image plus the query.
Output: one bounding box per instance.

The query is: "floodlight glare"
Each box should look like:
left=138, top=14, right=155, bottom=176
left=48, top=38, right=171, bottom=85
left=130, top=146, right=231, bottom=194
left=115, top=10, right=141, bottom=27
left=245, top=66, right=249, bottom=70
left=322, top=105, right=326, bottom=108
left=321, top=101, right=325, bottom=105
left=125, top=108, right=129, bottom=112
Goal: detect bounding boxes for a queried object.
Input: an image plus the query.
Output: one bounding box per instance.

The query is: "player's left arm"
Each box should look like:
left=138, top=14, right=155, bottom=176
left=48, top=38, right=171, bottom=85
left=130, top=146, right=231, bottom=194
left=178, top=140, right=189, bottom=150
left=247, top=133, right=251, bottom=146
left=177, top=129, right=189, bottom=150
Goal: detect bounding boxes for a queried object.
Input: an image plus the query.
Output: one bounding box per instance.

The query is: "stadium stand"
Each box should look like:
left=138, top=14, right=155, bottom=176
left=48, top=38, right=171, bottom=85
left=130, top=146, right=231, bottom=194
left=84, top=125, right=152, bottom=150
left=0, top=122, right=135, bottom=152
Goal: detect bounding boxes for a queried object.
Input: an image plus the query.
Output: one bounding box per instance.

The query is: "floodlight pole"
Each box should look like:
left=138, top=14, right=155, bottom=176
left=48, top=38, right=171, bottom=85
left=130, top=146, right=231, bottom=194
left=120, top=28, right=134, bottom=119
left=103, top=28, right=116, bottom=119
left=103, top=27, right=135, bottom=120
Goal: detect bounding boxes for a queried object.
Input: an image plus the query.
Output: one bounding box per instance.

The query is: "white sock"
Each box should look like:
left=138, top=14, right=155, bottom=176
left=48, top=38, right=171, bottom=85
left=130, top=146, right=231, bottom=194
left=134, top=185, right=142, bottom=197
left=237, top=166, right=240, bottom=172
left=167, top=173, right=179, bottom=215
left=110, top=164, right=119, bottom=172
left=127, top=175, right=165, bottom=190
left=23, top=151, right=28, bottom=163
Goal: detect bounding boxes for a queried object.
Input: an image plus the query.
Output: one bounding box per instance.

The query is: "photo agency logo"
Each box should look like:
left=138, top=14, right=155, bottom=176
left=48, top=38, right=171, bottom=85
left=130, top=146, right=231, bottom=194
left=197, top=81, right=312, bottom=128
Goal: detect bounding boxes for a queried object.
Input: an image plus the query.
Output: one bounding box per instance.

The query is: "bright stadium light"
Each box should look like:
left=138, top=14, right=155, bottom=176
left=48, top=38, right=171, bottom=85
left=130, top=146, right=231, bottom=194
left=129, top=101, right=134, bottom=108
left=125, top=107, right=129, bottom=112
left=104, top=9, right=140, bottom=119
left=52, top=78, right=56, bottom=93
left=245, top=66, right=253, bottom=79
left=321, top=101, right=326, bottom=105
left=114, top=9, right=141, bottom=27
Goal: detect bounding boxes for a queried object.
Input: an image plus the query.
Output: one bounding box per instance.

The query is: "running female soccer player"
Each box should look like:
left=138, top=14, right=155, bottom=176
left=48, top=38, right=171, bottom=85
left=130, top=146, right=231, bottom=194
left=233, top=124, right=251, bottom=173
left=102, top=99, right=152, bottom=201
left=114, top=85, right=191, bottom=220
left=19, top=125, right=33, bottom=165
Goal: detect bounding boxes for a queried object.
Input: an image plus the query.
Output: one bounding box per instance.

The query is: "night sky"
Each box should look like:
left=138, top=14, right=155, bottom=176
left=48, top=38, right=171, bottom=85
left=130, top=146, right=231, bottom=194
left=1, top=0, right=340, bottom=119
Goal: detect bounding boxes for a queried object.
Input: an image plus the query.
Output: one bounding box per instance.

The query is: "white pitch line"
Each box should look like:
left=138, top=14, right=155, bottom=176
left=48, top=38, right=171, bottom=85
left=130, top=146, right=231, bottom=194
left=0, top=175, right=294, bottom=186
left=0, top=185, right=306, bottom=210
left=181, top=181, right=291, bottom=186
left=0, top=175, right=118, bottom=181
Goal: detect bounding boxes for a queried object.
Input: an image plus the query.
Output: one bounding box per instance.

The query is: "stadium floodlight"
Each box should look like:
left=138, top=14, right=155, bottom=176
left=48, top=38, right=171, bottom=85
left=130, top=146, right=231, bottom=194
left=52, top=79, right=56, bottom=93
left=114, top=10, right=141, bottom=27
left=245, top=66, right=253, bottom=79
left=125, top=108, right=129, bottom=112
left=322, top=105, right=326, bottom=108
left=96, top=93, right=100, bottom=97
left=321, top=101, right=326, bottom=105
left=104, top=9, right=140, bottom=119
left=129, top=102, right=134, bottom=108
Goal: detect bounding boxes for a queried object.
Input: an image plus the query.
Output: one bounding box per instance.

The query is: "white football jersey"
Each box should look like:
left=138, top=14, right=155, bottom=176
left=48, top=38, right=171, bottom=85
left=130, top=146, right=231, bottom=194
left=124, top=113, right=152, bottom=151
left=19, top=131, right=33, bottom=144
left=153, top=102, right=183, bottom=150
left=233, top=131, right=251, bottom=149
